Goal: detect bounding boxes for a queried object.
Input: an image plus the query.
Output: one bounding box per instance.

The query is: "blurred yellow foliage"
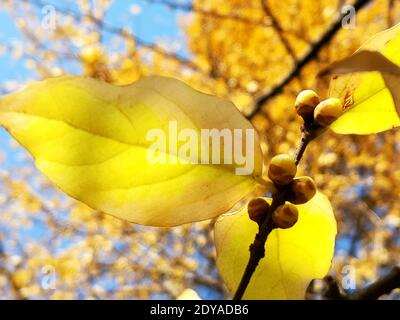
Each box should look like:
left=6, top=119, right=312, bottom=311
left=0, top=0, right=399, bottom=300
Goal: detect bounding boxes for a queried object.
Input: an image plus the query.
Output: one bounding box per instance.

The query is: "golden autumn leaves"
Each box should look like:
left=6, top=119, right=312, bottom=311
left=0, top=23, right=399, bottom=299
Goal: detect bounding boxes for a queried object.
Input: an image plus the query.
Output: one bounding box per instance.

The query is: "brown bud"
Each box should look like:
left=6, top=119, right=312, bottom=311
left=314, top=98, right=343, bottom=127
left=268, top=154, right=297, bottom=186
left=295, top=89, right=320, bottom=120
left=272, top=203, right=299, bottom=229
left=288, top=176, right=317, bottom=204
left=248, top=198, right=270, bottom=225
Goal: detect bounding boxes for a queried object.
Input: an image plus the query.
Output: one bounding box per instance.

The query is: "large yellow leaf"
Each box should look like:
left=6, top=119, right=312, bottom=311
left=327, top=23, right=400, bottom=134
left=0, top=76, right=263, bottom=226
left=214, top=192, right=337, bottom=299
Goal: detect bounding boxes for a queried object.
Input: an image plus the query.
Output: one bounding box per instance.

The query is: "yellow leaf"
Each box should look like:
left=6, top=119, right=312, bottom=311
left=327, top=23, right=400, bottom=134
left=319, top=50, right=400, bottom=77
left=0, top=76, right=262, bottom=226
left=214, top=192, right=337, bottom=300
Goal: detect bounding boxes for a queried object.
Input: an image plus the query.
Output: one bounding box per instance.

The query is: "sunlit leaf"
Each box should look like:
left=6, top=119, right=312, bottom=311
left=326, top=23, right=400, bottom=134
left=0, top=76, right=263, bottom=227
left=214, top=192, right=337, bottom=299
left=319, top=50, right=400, bottom=77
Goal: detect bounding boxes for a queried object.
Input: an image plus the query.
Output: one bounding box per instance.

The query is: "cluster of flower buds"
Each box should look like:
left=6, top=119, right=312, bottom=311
left=258, top=154, right=318, bottom=229
left=295, top=89, right=343, bottom=127
left=247, top=197, right=299, bottom=229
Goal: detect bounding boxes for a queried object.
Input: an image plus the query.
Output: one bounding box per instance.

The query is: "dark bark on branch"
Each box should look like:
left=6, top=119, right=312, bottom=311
left=294, top=130, right=313, bottom=165
left=260, top=0, right=297, bottom=62
left=323, top=275, right=347, bottom=300
left=323, top=267, right=400, bottom=300
left=233, top=122, right=318, bottom=300
left=247, top=0, right=372, bottom=120
left=232, top=194, right=286, bottom=300
left=350, top=266, right=400, bottom=300
left=146, top=0, right=273, bottom=27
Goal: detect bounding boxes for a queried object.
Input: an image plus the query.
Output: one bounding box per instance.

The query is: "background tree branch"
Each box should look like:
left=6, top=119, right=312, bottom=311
left=324, top=267, right=400, bottom=300
left=247, top=0, right=372, bottom=120
left=350, top=266, right=400, bottom=299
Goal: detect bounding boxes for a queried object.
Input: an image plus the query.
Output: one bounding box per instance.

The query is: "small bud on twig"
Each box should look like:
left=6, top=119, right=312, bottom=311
left=314, top=98, right=343, bottom=127
left=248, top=198, right=270, bottom=225
left=295, top=89, right=320, bottom=120
left=272, top=203, right=299, bottom=229
left=268, top=154, right=297, bottom=186
left=288, top=176, right=317, bottom=204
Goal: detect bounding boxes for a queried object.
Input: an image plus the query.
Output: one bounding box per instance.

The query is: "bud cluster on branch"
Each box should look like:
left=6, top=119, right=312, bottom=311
left=295, top=89, right=343, bottom=128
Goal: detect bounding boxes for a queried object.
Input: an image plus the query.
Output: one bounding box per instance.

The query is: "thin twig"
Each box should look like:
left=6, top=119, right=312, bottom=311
left=233, top=122, right=318, bottom=300
left=294, top=130, right=312, bottom=165
left=232, top=194, right=286, bottom=300
left=294, top=123, right=323, bottom=165
left=146, top=0, right=273, bottom=27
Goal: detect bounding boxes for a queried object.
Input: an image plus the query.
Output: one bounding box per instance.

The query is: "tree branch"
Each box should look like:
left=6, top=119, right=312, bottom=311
left=145, top=0, right=312, bottom=44
left=350, top=266, right=400, bottom=300
left=247, top=0, right=372, bottom=120
left=323, top=275, right=347, bottom=300
left=146, top=0, right=272, bottom=27
left=232, top=193, right=286, bottom=300
left=233, top=122, right=318, bottom=300
left=323, top=267, right=400, bottom=300
left=260, top=0, right=297, bottom=62
left=294, top=130, right=312, bottom=165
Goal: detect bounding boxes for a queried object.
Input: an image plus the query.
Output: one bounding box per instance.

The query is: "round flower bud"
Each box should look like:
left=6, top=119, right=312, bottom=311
left=272, top=203, right=299, bottom=229
left=314, top=98, right=343, bottom=127
left=295, top=89, right=320, bottom=120
left=288, top=176, right=317, bottom=204
left=248, top=198, right=270, bottom=225
left=268, top=154, right=297, bottom=186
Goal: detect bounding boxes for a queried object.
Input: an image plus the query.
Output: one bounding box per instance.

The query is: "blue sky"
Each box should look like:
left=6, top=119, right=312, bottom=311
left=0, top=0, right=190, bottom=167
left=0, top=0, right=190, bottom=84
